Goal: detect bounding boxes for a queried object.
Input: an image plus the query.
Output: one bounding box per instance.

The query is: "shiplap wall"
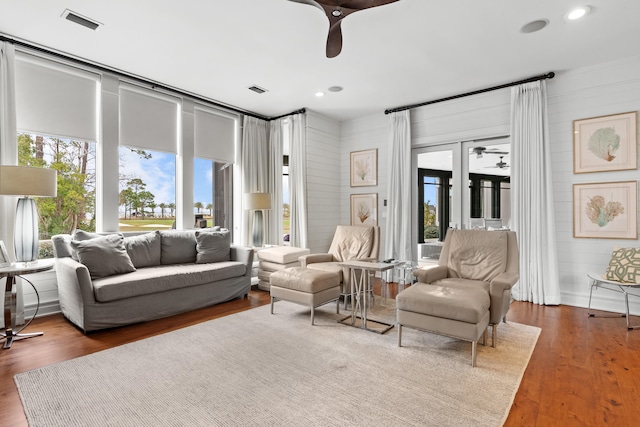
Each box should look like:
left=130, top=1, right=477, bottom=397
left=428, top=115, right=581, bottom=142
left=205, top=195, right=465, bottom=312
left=549, top=55, right=640, bottom=314
left=339, top=55, right=640, bottom=315
left=304, top=111, right=342, bottom=254
left=341, top=112, right=389, bottom=257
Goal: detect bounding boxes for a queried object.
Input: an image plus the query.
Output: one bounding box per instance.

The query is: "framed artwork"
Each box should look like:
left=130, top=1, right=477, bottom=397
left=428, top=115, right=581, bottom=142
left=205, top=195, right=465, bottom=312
left=0, top=241, right=10, bottom=267
left=573, top=181, right=637, bottom=239
left=350, top=193, right=378, bottom=226
left=573, top=111, right=638, bottom=174
left=350, top=149, right=377, bottom=187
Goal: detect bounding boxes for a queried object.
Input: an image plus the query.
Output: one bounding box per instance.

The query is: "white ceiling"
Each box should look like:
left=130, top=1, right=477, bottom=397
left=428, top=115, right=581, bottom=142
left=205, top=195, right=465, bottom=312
left=1, top=0, right=640, bottom=121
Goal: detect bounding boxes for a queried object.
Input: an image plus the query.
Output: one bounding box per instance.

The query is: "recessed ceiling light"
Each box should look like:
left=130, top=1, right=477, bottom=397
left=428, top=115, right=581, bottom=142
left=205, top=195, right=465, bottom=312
left=567, top=6, right=591, bottom=20
left=315, top=91, right=325, bottom=97
left=520, top=19, right=549, bottom=34
left=328, top=86, right=343, bottom=93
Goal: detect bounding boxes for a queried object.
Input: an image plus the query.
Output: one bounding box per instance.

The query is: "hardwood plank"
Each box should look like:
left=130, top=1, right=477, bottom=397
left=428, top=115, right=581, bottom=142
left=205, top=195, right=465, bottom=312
left=3, top=292, right=640, bottom=426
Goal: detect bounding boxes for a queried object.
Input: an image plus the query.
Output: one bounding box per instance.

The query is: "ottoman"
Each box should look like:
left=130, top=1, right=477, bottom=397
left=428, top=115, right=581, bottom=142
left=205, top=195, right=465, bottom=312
left=257, top=246, right=311, bottom=291
left=396, top=283, right=490, bottom=367
left=270, top=267, right=340, bottom=325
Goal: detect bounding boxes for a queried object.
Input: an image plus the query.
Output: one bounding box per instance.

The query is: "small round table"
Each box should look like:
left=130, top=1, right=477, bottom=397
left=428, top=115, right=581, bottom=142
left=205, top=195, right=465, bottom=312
left=1, top=260, right=53, bottom=349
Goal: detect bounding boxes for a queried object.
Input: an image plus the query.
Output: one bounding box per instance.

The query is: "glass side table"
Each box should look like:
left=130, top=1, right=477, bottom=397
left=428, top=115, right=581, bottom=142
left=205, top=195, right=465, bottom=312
left=381, top=260, right=418, bottom=306
left=1, top=260, right=53, bottom=349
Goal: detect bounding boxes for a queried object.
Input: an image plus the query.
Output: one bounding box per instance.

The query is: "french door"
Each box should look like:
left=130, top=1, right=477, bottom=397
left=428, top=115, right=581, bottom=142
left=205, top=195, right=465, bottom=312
left=411, top=137, right=510, bottom=259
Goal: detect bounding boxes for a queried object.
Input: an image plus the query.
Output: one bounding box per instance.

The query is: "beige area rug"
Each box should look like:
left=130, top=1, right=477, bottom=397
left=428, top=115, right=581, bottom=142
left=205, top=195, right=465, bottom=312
left=15, top=298, right=540, bottom=427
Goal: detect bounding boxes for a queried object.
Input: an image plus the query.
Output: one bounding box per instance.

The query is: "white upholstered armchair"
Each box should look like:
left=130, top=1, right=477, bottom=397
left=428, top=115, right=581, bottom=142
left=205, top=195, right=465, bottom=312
left=300, top=225, right=380, bottom=308
left=413, top=228, right=519, bottom=346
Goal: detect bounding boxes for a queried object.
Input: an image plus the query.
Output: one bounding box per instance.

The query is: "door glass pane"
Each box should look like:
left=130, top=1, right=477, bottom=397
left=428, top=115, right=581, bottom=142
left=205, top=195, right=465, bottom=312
left=467, top=143, right=510, bottom=228
left=417, top=150, right=452, bottom=244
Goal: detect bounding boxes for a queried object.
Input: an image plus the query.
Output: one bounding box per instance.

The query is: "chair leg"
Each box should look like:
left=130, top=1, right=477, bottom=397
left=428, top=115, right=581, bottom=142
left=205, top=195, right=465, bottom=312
left=492, top=324, right=497, bottom=348
left=336, top=299, right=340, bottom=314
left=471, top=341, right=477, bottom=367
left=270, top=296, right=275, bottom=314
left=311, top=306, right=315, bottom=325
left=398, top=324, right=403, bottom=347
left=625, top=292, right=640, bottom=330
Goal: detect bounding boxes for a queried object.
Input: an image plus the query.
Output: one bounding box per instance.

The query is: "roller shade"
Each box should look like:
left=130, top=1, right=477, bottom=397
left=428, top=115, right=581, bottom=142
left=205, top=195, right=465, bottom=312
left=119, top=84, right=179, bottom=153
left=194, top=106, right=236, bottom=163
left=15, top=54, right=98, bottom=141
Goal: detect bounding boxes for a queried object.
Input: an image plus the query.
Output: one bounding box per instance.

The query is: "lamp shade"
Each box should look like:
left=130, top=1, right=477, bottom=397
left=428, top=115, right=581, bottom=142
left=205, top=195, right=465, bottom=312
left=244, top=192, right=271, bottom=210
left=0, top=165, right=57, bottom=197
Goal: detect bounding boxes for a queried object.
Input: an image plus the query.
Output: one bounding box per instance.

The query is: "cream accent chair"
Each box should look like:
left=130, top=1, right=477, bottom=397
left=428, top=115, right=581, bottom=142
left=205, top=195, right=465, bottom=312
left=300, top=225, right=380, bottom=308
left=412, top=228, right=519, bottom=347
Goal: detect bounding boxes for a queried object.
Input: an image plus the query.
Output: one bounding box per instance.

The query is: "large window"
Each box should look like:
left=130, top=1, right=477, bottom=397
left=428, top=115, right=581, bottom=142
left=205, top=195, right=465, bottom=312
left=10, top=50, right=239, bottom=247
left=194, top=158, right=233, bottom=230
left=118, top=147, right=176, bottom=231
left=18, top=133, right=96, bottom=257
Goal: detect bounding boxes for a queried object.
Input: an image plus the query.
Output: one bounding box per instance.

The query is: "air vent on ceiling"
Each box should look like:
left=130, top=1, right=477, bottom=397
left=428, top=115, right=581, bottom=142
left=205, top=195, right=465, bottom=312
left=61, top=9, right=102, bottom=31
left=248, top=85, right=267, bottom=94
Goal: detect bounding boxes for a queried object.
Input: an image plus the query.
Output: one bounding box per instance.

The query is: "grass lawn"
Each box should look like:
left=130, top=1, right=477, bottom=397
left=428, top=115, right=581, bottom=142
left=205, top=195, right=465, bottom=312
left=118, top=218, right=175, bottom=232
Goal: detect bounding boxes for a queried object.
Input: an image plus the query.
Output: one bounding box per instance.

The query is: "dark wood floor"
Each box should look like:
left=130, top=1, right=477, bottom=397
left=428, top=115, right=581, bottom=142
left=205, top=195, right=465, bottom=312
left=2, top=287, right=640, bottom=426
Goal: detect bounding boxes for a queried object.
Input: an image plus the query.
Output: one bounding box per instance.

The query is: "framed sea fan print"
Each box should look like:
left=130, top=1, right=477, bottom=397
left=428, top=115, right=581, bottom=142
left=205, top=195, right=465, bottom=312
left=573, top=111, right=637, bottom=173
left=350, top=193, right=378, bottom=226
left=573, top=181, right=637, bottom=239
left=350, top=149, right=377, bottom=187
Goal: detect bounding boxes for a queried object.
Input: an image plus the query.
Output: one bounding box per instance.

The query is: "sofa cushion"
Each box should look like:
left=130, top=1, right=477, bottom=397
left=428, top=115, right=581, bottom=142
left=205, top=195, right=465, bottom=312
left=447, top=229, right=507, bottom=281
left=605, top=247, right=640, bottom=284
left=125, top=231, right=161, bottom=268
left=160, top=230, right=197, bottom=265
left=195, top=229, right=231, bottom=264
left=257, top=246, right=310, bottom=264
left=70, top=234, right=136, bottom=279
left=92, top=262, right=246, bottom=302
left=70, top=230, right=123, bottom=261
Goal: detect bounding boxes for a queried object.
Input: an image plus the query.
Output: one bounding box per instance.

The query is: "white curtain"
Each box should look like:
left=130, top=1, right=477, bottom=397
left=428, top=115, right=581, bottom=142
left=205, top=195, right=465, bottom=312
left=385, top=110, right=412, bottom=261
left=510, top=80, right=561, bottom=305
left=289, top=113, right=307, bottom=248
left=241, top=116, right=270, bottom=246
left=268, top=118, right=284, bottom=245
left=0, top=41, right=23, bottom=325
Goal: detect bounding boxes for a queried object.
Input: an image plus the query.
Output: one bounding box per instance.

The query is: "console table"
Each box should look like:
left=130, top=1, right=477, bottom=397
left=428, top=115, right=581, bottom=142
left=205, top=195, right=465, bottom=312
left=1, top=260, right=53, bottom=349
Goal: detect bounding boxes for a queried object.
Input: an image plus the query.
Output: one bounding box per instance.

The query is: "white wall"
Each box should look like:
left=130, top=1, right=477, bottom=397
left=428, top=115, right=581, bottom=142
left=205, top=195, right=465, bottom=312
left=341, top=112, right=389, bottom=254
left=305, top=111, right=342, bottom=254
left=548, top=56, right=640, bottom=314
left=339, top=55, right=640, bottom=315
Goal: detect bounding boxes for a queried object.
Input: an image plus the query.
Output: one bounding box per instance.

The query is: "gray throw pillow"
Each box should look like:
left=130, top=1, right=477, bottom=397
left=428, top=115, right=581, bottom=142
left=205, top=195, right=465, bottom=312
left=195, top=230, right=231, bottom=264
left=159, top=230, right=197, bottom=265
left=124, top=231, right=161, bottom=268
left=70, top=234, right=136, bottom=278
left=70, top=230, right=123, bottom=261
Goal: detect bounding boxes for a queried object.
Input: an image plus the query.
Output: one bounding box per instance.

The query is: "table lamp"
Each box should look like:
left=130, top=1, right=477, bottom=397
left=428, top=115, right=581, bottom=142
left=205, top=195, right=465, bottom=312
left=244, top=192, right=271, bottom=247
left=0, top=166, right=57, bottom=262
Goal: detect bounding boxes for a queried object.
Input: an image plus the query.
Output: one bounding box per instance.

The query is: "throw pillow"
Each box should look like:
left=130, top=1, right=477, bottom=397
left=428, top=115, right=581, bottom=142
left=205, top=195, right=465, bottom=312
left=124, top=231, right=161, bottom=268
left=605, top=247, right=640, bottom=284
left=70, top=234, right=136, bottom=278
left=70, top=230, right=123, bottom=261
left=195, top=230, right=231, bottom=264
left=159, top=230, right=198, bottom=264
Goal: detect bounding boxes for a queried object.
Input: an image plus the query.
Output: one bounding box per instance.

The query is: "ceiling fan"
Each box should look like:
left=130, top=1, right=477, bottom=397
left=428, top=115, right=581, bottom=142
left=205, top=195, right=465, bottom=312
left=471, top=146, right=510, bottom=158
left=287, top=0, right=401, bottom=58
left=490, top=156, right=509, bottom=169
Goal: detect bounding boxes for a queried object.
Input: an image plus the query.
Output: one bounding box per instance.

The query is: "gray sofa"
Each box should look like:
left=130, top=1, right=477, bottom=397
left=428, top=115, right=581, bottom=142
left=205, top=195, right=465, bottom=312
left=52, top=229, right=253, bottom=332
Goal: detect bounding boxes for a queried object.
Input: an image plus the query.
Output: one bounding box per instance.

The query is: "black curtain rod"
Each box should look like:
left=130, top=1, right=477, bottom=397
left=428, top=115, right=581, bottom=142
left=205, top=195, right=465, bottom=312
left=0, top=34, right=274, bottom=121
left=269, top=108, right=306, bottom=121
left=384, top=72, right=555, bottom=115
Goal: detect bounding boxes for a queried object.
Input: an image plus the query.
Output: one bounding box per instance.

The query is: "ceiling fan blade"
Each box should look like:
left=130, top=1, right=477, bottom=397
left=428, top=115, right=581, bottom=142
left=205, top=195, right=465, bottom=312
left=287, top=0, right=401, bottom=58
left=340, top=0, right=401, bottom=9
left=326, top=21, right=343, bottom=58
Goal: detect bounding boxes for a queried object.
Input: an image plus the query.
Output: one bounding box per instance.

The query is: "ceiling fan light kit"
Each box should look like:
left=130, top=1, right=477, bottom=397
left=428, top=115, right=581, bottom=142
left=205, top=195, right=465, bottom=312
left=288, top=0, right=401, bottom=58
